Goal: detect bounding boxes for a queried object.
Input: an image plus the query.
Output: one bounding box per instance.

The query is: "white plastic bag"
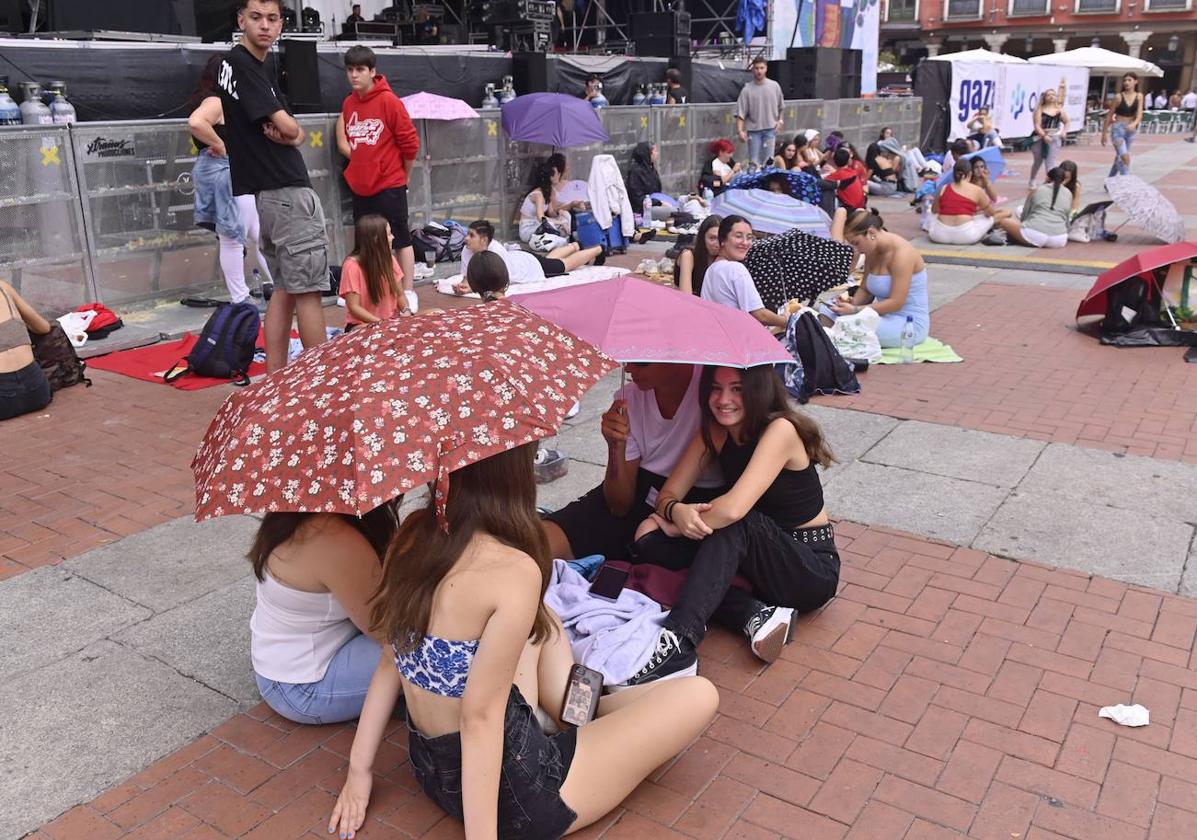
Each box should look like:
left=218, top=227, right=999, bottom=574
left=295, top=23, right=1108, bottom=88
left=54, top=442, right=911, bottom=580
left=56, top=310, right=96, bottom=348
left=827, top=306, right=882, bottom=364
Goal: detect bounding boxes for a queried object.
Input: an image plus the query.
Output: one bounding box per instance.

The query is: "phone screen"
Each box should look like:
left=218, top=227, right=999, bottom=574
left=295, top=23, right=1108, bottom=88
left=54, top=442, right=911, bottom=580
left=588, top=565, right=630, bottom=601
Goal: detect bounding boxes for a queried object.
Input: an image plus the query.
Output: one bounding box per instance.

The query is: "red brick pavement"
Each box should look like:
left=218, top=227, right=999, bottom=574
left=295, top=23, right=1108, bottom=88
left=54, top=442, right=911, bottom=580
left=25, top=522, right=1197, bottom=839
left=812, top=282, right=1197, bottom=463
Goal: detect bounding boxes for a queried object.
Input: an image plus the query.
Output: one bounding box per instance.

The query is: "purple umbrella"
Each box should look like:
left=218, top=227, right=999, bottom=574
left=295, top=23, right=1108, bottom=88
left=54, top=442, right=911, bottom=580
left=500, top=92, right=609, bottom=148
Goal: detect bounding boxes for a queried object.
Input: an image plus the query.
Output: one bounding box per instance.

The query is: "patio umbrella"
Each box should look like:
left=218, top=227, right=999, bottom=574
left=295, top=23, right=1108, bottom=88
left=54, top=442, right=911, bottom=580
left=937, top=145, right=1005, bottom=189
left=1027, top=47, right=1162, bottom=78
left=500, top=93, right=609, bottom=148
left=1104, top=174, right=1186, bottom=245
left=727, top=168, right=820, bottom=206
left=928, top=48, right=1028, bottom=64
left=709, top=188, right=832, bottom=237
left=400, top=92, right=479, bottom=121
left=1077, top=241, right=1197, bottom=320
left=514, top=275, right=794, bottom=368
left=192, top=304, right=616, bottom=523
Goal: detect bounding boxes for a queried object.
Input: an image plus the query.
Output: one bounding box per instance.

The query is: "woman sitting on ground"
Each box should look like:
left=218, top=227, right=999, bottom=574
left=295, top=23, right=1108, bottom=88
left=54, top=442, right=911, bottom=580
left=0, top=279, right=52, bottom=422
left=967, top=107, right=999, bottom=148
left=799, top=130, right=823, bottom=172
left=700, top=216, right=789, bottom=333
left=997, top=162, right=1080, bottom=249
left=618, top=364, right=840, bottom=680
left=461, top=249, right=511, bottom=301
left=627, top=141, right=668, bottom=222
left=701, top=139, right=740, bottom=195
left=773, top=139, right=800, bottom=170
left=518, top=153, right=575, bottom=246
left=867, top=148, right=900, bottom=196
left=927, top=159, right=997, bottom=245
left=821, top=208, right=930, bottom=348
left=969, top=156, right=1000, bottom=205
left=341, top=214, right=408, bottom=331
left=249, top=500, right=400, bottom=724
left=328, top=443, right=718, bottom=839
left=674, top=214, right=722, bottom=295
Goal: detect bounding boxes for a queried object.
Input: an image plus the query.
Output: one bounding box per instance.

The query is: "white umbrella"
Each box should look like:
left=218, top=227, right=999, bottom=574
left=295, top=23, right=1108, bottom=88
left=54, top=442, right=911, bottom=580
left=928, top=48, right=1027, bottom=64
left=1028, top=47, right=1162, bottom=77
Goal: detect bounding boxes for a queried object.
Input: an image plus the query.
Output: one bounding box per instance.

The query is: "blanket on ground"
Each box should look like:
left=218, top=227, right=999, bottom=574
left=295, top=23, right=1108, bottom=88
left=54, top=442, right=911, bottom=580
left=877, top=337, right=963, bottom=364
left=435, top=265, right=627, bottom=299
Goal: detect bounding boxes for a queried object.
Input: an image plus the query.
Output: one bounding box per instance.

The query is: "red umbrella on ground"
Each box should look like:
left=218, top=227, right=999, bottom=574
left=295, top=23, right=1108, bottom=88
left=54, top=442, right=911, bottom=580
left=192, top=303, right=616, bottom=524
left=1076, top=241, right=1197, bottom=320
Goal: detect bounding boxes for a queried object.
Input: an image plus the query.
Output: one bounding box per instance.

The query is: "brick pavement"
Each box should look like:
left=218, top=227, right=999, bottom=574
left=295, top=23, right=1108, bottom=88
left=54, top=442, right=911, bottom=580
left=812, top=282, right=1197, bottom=463
left=24, top=522, right=1197, bottom=840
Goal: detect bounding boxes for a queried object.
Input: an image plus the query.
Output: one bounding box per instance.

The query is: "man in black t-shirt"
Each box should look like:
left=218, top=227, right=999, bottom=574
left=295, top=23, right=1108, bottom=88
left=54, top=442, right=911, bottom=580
left=665, top=68, right=687, bottom=105
left=217, top=0, right=328, bottom=373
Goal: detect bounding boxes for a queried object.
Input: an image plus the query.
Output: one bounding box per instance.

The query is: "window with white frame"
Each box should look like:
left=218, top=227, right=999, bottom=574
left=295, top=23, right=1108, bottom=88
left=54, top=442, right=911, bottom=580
left=1008, top=0, right=1050, bottom=15
left=1074, top=0, right=1120, bottom=12
left=944, top=0, right=982, bottom=19
left=1145, top=0, right=1190, bottom=11
left=886, top=0, right=918, bottom=22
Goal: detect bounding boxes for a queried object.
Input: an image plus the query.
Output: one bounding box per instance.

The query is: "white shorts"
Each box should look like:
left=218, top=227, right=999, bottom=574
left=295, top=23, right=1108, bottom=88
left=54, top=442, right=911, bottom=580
left=927, top=215, right=994, bottom=245
left=1019, top=226, right=1068, bottom=249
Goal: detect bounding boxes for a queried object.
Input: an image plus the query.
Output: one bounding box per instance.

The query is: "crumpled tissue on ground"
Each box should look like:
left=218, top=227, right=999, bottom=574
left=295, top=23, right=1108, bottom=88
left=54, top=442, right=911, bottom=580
left=1098, top=703, right=1150, bottom=727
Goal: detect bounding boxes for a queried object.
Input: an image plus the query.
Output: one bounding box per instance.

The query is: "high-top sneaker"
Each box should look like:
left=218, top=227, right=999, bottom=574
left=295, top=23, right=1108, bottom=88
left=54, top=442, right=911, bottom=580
left=744, top=606, right=794, bottom=663
left=610, top=629, right=697, bottom=691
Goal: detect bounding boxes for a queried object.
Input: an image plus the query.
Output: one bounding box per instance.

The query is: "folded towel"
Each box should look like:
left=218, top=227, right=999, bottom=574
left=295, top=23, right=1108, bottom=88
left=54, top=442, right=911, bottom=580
left=877, top=337, right=963, bottom=364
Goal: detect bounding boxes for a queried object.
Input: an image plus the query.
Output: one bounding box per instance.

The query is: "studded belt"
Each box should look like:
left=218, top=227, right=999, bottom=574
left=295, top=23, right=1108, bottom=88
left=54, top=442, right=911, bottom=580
left=791, top=523, right=835, bottom=545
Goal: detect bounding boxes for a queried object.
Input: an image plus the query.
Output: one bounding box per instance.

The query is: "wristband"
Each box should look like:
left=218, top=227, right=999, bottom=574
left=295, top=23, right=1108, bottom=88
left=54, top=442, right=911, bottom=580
left=663, top=500, right=679, bottom=523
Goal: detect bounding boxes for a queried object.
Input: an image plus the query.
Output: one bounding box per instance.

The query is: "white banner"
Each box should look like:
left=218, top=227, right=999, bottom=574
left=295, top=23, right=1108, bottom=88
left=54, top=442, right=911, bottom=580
left=949, top=63, right=1089, bottom=140
left=769, top=0, right=882, bottom=96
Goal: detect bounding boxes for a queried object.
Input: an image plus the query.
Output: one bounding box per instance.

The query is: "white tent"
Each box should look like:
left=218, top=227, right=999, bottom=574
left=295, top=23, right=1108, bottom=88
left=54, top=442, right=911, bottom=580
left=929, top=49, right=1027, bottom=64
left=1028, top=47, right=1163, bottom=77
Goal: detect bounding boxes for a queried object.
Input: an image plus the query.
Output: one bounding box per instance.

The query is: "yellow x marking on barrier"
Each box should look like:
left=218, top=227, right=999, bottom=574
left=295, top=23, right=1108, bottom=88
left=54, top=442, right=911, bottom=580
left=309, top=131, right=324, bottom=148
left=189, top=139, right=198, bottom=156
left=678, top=115, right=685, bottom=127
left=40, top=144, right=60, bottom=166
left=487, top=120, right=497, bottom=136
left=640, top=116, right=648, bottom=128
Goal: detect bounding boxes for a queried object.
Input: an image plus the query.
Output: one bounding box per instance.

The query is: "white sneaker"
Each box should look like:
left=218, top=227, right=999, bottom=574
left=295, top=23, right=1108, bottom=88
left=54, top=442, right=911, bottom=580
left=746, top=607, right=794, bottom=663
left=566, top=401, right=580, bottom=419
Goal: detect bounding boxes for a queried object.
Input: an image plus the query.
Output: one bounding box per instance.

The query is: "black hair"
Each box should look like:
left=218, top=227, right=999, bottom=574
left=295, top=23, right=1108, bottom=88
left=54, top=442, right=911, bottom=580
left=793, top=133, right=808, bottom=149
left=1046, top=160, right=1079, bottom=208
left=344, top=45, right=377, bottom=70
left=951, top=159, right=971, bottom=183
left=248, top=501, right=401, bottom=582
left=680, top=215, right=723, bottom=296
left=718, top=214, right=751, bottom=243
left=468, top=219, right=494, bottom=242
left=833, top=147, right=851, bottom=168
left=466, top=251, right=510, bottom=301
left=950, top=138, right=971, bottom=158
left=842, top=207, right=886, bottom=237
left=189, top=54, right=223, bottom=111
left=238, top=0, right=283, bottom=11
left=750, top=55, right=767, bottom=67
left=828, top=130, right=844, bottom=141
left=665, top=68, right=682, bottom=85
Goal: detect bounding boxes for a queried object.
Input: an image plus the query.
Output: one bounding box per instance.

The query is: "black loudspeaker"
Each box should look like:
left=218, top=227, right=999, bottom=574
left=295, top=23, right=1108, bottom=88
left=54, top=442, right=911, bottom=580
left=630, top=11, right=689, bottom=39
left=195, top=0, right=237, bottom=42
left=784, top=47, right=862, bottom=100
left=512, top=51, right=556, bottom=95
left=279, top=39, right=322, bottom=113
left=768, top=60, right=792, bottom=97
left=667, top=53, right=692, bottom=94
left=0, top=0, right=23, bottom=33
left=637, top=36, right=687, bottom=57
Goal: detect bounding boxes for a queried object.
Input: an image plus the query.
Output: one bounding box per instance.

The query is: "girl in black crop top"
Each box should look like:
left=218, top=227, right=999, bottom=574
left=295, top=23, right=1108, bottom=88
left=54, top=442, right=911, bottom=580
left=1103, top=74, right=1143, bottom=178
left=618, top=365, right=842, bottom=685
left=1030, top=84, right=1069, bottom=188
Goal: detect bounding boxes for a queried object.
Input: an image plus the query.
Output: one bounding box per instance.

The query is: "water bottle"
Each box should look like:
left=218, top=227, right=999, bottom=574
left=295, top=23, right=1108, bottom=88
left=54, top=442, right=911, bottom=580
left=252, top=268, right=263, bottom=298
left=702, top=185, right=714, bottom=203
left=0, top=77, right=20, bottom=126
left=642, top=195, right=652, bottom=225
left=899, top=316, right=916, bottom=364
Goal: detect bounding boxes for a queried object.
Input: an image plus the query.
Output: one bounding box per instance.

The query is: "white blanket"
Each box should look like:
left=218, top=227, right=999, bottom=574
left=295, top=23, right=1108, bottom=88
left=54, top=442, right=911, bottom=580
left=436, top=265, right=627, bottom=299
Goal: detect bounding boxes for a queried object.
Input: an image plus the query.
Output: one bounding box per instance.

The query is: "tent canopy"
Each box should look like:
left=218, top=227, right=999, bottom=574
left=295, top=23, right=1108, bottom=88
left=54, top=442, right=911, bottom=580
left=1028, top=47, right=1163, bottom=77
left=928, top=49, right=1027, bottom=64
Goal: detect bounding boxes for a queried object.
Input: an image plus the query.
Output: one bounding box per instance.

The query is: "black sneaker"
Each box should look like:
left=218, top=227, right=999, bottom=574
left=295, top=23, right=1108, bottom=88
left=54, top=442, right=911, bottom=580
left=744, top=606, right=794, bottom=663
left=610, top=629, right=697, bottom=691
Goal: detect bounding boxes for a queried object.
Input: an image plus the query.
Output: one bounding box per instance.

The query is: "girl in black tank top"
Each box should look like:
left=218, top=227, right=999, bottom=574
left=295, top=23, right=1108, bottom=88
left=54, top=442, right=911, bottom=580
left=1104, top=74, right=1142, bottom=178
left=618, top=365, right=842, bottom=685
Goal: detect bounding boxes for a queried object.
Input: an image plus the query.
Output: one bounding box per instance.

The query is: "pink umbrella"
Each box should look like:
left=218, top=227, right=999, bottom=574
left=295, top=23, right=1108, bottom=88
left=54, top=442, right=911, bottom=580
left=513, top=275, right=793, bottom=368
left=400, top=92, right=479, bottom=121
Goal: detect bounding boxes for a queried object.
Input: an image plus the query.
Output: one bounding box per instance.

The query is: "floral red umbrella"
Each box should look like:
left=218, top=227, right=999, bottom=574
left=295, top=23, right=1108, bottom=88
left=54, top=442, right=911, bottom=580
left=192, top=302, right=616, bottom=523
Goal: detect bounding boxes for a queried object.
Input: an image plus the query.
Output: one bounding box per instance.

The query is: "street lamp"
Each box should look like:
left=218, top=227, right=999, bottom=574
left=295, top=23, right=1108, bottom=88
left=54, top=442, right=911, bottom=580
left=1025, top=35, right=1034, bottom=52
left=1090, top=36, right=1100, bottom=48
left=1168, top=34, right=1180, bottom=53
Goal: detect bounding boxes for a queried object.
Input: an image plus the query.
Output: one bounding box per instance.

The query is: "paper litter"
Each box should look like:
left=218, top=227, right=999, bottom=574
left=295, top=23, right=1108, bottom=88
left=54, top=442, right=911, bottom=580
left=1098, top=703, right=1150, bottom=727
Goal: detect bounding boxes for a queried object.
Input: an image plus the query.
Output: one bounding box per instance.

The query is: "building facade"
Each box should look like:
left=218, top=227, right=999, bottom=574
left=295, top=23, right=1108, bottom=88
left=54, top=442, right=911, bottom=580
left=881, top=0, right=1197, bottom=92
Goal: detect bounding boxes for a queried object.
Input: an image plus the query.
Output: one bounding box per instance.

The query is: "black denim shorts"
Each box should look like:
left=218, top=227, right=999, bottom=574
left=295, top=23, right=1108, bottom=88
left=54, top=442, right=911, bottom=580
left=0, top=360, right=52, bottom=421
left=407, top=686, right=578, bottom=840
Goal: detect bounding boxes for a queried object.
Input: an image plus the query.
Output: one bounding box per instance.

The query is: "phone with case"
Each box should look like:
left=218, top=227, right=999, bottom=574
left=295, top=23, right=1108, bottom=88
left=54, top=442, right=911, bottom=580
left=561, top=664, right=603, bottom=727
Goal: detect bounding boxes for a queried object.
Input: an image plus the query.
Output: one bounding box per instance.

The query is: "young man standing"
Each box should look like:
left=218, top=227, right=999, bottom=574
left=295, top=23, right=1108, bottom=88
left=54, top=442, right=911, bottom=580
left=664, top=67, right=687, bottom=105
left=735, top=57, right=784, bottom=168
left=335, top=45, right=421, bottom=290
left=218, top=0, right=328, bottom=372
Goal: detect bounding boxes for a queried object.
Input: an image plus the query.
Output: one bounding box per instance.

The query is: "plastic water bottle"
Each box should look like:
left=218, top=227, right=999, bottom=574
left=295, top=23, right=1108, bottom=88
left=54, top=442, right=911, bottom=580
left=0, top=77, right=20, bottom=126
left=702, top=185, right=714, bottom=204
left=642, top=195, right=652, bottom=225
left=899, top=316, right=916, bottom=364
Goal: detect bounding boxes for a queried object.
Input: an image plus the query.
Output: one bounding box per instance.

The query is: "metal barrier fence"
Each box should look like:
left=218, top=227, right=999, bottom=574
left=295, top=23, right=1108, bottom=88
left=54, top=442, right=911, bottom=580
left=0, top=98, right=921, bottom=313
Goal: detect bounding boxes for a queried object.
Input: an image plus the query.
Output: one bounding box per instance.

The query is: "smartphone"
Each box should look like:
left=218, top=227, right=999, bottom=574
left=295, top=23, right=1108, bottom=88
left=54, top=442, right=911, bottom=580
left=561, top=664, right=603, bottom=727
left=588, top=565, right=630, bottom=602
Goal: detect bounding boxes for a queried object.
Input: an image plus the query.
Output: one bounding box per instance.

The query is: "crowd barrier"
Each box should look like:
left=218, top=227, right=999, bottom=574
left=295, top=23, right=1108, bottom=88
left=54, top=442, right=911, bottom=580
left=0, top=98, right=921, bottom=313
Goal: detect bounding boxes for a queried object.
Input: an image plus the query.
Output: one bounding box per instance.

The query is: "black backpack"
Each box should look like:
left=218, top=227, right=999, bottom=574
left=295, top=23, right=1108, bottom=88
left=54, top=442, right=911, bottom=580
left=29, top=324, right=91, bottom=392
left=165, top=301, right=260, bottom=386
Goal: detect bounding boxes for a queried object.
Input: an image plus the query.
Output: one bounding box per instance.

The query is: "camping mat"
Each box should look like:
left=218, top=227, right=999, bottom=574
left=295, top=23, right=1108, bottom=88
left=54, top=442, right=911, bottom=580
left=877, top=337, right=963, bottom=364
left=87, top=331, right=268, bottom=390
left=436, top=265, right=628, bottom=299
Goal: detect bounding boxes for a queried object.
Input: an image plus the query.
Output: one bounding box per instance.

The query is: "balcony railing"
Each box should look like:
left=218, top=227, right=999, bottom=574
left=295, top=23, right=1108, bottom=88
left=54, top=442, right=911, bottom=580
left=886, top=0, right=919, bottom=22
left=1008, top=0, right=1050, bottom=15
left=1146, top=0, right=1190, bottom=10
left=1074, top=0, right=1119, bottom=12
left=944, top=0, right=983, bottom=20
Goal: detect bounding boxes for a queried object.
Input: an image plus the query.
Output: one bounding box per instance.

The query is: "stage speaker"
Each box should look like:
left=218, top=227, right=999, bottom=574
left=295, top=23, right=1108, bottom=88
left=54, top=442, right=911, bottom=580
left=195, top=0, right=237, bottom=42
left=630, top=11, right=689, bottom=39
left=512, top=51, right=556, bottom=95
left=667, top=53, right=691, bottom=95
left=785, top=47, right=862, bottom=100
left=279, top=38, right=323, bottom=113
left=636, top=36, right=688, bottom=58
left=0, top=0, right=23, bottom=33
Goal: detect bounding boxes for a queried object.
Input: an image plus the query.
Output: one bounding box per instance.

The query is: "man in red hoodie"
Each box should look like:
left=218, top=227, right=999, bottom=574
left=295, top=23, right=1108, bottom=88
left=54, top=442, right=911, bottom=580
left=336, top=45, right=420, bottom=293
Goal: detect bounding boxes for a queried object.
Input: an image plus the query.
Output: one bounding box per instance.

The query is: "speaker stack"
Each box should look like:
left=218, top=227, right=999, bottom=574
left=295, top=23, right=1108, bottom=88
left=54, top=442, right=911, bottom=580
left=279, top=39, right=323, bottom=114
left=511, top=52, right=557, bottom=96
left=630, top=11, right=690, bottom=58
left=770, top=48, right=862, bottom=100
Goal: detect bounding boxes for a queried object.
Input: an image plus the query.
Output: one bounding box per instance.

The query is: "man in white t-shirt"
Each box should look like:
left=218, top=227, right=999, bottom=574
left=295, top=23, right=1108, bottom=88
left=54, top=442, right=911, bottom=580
left=542, top=363, right=723, bottom=561
left=455, top=220, right=604, bottom=293
left=1183, top=90, right=1197, bottom=111
left=700, top=259, right=789, bottom=332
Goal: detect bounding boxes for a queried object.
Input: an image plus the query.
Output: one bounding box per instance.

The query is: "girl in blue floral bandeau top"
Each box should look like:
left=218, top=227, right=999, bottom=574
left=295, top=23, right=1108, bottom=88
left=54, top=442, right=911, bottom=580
left=328, top=442, right=718, bottom=840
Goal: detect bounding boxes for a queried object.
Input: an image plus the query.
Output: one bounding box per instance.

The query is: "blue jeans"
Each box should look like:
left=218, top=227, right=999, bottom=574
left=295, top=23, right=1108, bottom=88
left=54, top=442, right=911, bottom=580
left=191, top=150, right=243, bottom=242
left=254, top=632, right=381, bottom=724
left=1109, top=122, right=1136, bottom=177
left=747, top=129, right=776, bottom=167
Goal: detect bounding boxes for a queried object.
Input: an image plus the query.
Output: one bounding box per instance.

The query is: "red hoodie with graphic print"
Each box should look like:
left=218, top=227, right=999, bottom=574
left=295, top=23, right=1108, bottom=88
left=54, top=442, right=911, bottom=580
left=340, top=74, right=420, bottom=197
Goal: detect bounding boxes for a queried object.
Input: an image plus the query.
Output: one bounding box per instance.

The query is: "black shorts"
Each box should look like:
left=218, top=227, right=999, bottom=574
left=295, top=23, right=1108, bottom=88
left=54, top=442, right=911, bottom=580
left=408, top=686, right=578, bottom=839
left=353, top=186, right=412, bottom=250
left=534, top=253, right=566, bottom=277
left=545, top=469, right=722, bottom=562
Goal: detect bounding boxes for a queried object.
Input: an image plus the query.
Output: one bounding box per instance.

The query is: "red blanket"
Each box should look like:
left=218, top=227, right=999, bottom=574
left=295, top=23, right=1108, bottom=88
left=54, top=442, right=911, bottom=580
left=87, top=332, right=267, bottom=391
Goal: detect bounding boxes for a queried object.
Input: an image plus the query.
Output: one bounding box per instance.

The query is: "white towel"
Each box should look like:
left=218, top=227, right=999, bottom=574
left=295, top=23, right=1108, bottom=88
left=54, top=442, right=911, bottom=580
left=436, top=266, right=627, bottom=299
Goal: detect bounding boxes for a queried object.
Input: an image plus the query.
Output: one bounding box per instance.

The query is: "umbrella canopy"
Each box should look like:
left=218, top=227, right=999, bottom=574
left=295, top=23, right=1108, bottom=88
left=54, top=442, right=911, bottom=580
left=1077, top=241, right=1197, bottom=320
left=709, top=188, right=832, bottom=237
left=500, top=93, right=609, bottom=148
left=1104, top=174, right=1186, bottom=245
left=514, top=275, right=794, bottom=368
left=192, top=304, right=616, bottom=522
left=928, top=48, right=1027, bottom=64
left=401, top=92, right=479, bottom=121
left=1028, top=47, right=1162, bottom=77
left=937, top=145, right=1006, bottom=189
left=727, top=168, right=820, bottom=206
left=744, top=227, right=855, bottom=313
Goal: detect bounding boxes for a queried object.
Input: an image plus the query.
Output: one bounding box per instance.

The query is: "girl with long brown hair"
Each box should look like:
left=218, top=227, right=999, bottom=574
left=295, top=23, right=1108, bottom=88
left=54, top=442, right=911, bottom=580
left=329, top=443, right=718, bottom=840
left=621, top=364, right=841, bottom=682
left=341, top=213, right=407, bottom=330
left=1104, top=73, right=1142, bottom=177
left=673, top=214, right=722, bottom=295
